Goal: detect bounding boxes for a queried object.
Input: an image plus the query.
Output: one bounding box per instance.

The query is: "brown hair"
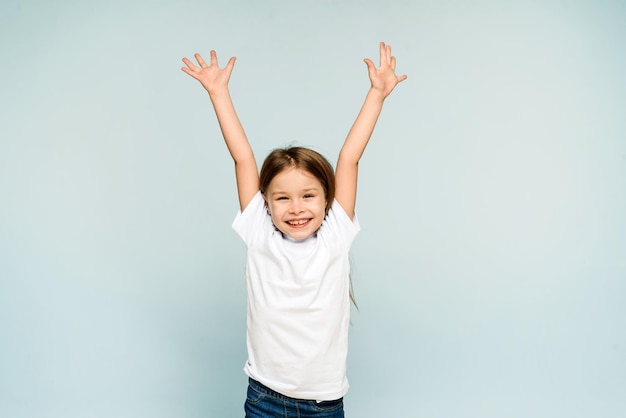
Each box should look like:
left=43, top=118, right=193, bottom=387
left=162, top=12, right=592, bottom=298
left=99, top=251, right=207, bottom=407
left=260, top=146, right=335, bottom=214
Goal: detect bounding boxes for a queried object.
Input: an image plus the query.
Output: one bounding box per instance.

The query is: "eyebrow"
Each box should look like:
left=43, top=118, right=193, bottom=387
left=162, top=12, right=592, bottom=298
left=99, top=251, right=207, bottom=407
left=270, top=187, right=320, bottom=196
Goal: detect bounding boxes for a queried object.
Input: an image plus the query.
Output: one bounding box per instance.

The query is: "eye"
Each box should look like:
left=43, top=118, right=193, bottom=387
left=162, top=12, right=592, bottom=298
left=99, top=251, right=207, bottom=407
left=276, top=196, right=288, bottom=201
left=304, top=194, right=315, bottom=199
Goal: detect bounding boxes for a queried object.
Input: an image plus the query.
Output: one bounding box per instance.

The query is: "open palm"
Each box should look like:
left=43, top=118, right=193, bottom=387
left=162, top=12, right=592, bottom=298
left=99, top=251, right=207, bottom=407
left=364, top=42, right=407, bottom=97
left=181, top=50, right=236, bottom=94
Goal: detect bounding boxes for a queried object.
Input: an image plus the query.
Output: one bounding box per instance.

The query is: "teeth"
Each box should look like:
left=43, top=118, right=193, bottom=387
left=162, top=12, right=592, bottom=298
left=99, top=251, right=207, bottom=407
left=288, top=219, right=309, bottom=225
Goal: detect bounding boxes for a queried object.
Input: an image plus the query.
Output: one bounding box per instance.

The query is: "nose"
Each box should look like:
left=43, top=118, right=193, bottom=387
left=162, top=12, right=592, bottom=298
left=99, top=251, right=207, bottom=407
left=289, top=199, right=304, bottom=214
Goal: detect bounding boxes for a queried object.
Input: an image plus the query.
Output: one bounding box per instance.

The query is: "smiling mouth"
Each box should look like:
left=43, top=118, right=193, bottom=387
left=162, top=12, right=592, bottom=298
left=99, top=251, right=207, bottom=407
left=287, top=218, right=312, bottom=227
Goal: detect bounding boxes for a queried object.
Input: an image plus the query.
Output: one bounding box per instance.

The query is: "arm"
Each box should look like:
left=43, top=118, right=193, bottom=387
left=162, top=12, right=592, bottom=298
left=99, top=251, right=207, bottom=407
left=181, top=50, right=259, bottom=211
left=335, top=42, right=407, bottom=219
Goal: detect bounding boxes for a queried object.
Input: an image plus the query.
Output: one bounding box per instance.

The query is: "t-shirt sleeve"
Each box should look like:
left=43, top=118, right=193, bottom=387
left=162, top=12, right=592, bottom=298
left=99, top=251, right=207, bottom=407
left=232, top=191, right=268, bottom=245
left=326, top=198, right=360, bottom=248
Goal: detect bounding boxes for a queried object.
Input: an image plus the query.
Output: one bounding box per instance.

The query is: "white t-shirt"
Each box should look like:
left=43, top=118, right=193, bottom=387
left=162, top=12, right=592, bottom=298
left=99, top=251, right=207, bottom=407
left=232, top=191, right=360, bottom=401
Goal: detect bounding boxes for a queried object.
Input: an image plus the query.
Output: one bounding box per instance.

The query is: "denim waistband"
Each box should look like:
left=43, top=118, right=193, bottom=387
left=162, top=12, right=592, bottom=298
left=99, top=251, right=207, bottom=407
left=248, top=378, right=298, bottom=402
left=248, top=378, right=344, bottom=403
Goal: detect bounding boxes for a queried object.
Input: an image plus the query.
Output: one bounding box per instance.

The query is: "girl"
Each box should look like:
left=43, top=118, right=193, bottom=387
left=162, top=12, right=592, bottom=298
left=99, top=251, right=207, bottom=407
left=182, top=42, right=406, bottom=418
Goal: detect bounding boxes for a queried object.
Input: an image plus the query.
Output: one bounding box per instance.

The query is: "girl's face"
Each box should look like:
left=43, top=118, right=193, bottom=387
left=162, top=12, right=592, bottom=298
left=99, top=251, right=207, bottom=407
left=264, top=167, right=327, bottom=240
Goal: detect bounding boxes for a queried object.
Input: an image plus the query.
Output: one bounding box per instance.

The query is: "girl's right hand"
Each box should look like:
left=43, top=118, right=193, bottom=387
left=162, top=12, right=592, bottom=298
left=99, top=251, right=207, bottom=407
left=181, top=50, right=236, bottom=95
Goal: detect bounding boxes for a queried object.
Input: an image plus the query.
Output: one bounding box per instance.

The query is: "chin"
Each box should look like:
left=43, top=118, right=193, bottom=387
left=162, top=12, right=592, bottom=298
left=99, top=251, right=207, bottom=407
left=279, top=223, right=322, bottom=240
left=282, top=230, right=315, bottom=240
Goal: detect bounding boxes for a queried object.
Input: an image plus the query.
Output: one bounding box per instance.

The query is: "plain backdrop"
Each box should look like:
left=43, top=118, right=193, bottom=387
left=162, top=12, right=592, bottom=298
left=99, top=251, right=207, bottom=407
left=1, top=0, right=625, bottom=417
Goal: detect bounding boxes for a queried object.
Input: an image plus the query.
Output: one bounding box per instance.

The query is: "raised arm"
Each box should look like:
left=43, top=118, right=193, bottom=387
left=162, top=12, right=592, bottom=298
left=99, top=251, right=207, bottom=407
left=182, top=50, right=259, bottom=211
left=335, top=42, right=407, bottom=219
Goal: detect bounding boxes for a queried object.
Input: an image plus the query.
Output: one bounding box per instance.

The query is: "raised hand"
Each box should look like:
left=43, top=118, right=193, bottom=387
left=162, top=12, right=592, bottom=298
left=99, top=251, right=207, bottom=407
left=335, top=42, right=407, bottom=218
left=181, top=48, right=259, bottom=210
left=363, top=42, right=407, bottom=98
left=181, top=50, right=236, bottom=95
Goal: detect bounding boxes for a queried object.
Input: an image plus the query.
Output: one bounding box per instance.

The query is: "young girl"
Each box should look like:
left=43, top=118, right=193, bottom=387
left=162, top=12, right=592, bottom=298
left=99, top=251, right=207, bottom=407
left=182, top=42, right=406, bottom=418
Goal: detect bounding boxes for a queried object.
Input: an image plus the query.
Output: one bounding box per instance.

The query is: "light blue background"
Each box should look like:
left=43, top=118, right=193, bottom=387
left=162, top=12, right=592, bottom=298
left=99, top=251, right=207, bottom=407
left=1, top=0, right=625, bottom=417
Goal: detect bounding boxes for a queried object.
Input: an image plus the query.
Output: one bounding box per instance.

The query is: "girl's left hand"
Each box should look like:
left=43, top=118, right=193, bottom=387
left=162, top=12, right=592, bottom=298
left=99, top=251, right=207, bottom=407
left=364, top=42, right=407, bottom=97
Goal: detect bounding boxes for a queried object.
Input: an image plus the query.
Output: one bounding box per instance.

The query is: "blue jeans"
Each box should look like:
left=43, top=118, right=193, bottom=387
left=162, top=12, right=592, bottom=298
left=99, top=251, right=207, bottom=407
left=244, top=378, right=345, bottom=418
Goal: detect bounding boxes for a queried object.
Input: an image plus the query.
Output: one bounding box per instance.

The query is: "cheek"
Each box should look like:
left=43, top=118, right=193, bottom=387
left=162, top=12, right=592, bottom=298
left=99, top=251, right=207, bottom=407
left=266, top=201, right=282, bottom=218
left=315, top=204, right=327, bottom=221
left=319, top=198, right=328, bottom=214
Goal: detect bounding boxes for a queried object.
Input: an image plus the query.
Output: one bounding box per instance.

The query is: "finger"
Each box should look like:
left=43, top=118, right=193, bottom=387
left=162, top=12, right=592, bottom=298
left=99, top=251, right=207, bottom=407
left=379, top=41, right=386, bottom=66
left=363, top=58, right=376, bottom=72
left=195, top=53, right=209, bottom=68
left=181, top=57, right=198, bottom=71
left=224, top=56, right=237, bottom=72
left=390, top=56, right=397, bottom=71
left=210, top=50, right=218, bottom=67
left=397, top=74, right=408, bottom=83
left=385, top=44, right=392, bottom=65
left=181, top=66, right=199, bottom=79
